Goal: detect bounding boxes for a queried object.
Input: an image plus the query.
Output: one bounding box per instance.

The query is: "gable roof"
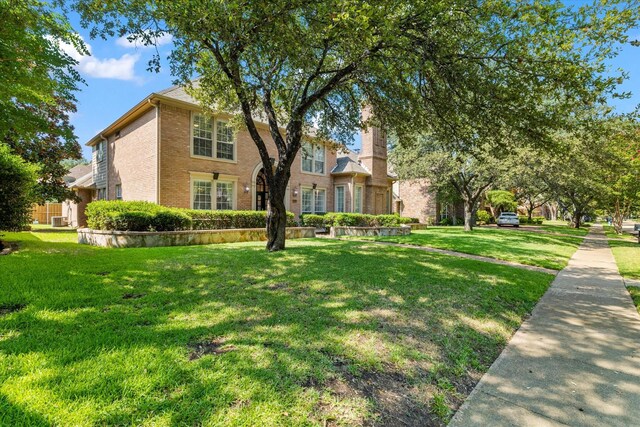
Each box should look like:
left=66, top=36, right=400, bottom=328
left=64, top=164, right=92, bottom=183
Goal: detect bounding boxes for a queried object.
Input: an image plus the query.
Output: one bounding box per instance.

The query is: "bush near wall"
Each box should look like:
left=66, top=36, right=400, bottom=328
left=518, top=216, right=545, bottom=225
left=476, top=210, right=494, bottom=225
left=300, top=212, right=418, bottom=228
left=86, top=201, right=295, bottom=231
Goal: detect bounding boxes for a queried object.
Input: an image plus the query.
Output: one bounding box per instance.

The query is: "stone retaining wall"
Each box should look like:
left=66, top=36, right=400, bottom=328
left=329, top=226, right=411, bottom=238
left=78, top=227, right=316, bottom=248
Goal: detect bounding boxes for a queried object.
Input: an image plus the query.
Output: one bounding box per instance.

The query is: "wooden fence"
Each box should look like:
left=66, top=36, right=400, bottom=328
left=31, top=203, right=63, bottom=224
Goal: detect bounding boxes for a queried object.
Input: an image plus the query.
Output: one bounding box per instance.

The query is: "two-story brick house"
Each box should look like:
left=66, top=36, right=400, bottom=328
left=64, top=85, right=395, bottom=227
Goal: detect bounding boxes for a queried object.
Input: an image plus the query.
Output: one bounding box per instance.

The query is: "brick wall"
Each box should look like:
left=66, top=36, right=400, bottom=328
left=158, top=103, right=337, bottom=217
left=108, top=108, right=158, bottom=202
left=397, top=179, right=438, bottom=223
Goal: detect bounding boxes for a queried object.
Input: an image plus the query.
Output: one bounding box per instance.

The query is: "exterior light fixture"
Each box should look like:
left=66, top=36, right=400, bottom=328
left=312, top=183, right=317, bottom=190
left=212, top=171, right=220, bottom=180
left=293, top=187, right=299, bottom=197
left=243, top=183, right=250, bottom=193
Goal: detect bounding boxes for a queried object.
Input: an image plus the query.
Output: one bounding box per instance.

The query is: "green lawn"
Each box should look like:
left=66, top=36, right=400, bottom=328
left=628, top=287, right=640, bottom=314
left=0, top=230, right=554, bottom=426
left=351, top=227, right=583, bottom=270
left=609, top=239, right=640, bottom=281
left=536, top=222, right=591, bottom=237
left=603, top=225, right=636, bottom=241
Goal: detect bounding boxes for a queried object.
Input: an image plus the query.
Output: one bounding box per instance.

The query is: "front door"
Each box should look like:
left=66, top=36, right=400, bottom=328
left=256, top=169, right=268, bottom=210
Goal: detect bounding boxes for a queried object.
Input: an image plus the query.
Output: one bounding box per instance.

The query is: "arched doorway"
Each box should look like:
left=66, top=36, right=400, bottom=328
left=255, top=168, right=269, bottom=211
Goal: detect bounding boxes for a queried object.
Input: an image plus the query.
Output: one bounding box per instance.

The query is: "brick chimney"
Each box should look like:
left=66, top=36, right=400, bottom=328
left=359, top=106, right=390, bottom=214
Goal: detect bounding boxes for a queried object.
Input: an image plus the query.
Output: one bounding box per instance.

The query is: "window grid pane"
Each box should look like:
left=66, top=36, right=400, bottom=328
left=302, top=189, right=313, bottom=213
left=355, top=186, right=362, bottom=213
left=216, top=121, right=234, bottom=160
left=193, top=114, right=213, bottom=157
left=314, top=189, right=326, bottom=213
left=335, top=186, right=345, bottom=212
left=314, top=145, right=325, bottom=173
left=302, top=143, right=313, bottom=172
left=193, top=180, right=212, bottom=210
left=216, top=181, right=234, bottom=210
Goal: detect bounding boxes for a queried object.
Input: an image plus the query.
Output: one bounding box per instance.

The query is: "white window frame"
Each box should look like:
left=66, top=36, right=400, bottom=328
left=301, top=186, right=326, bottom=214
left=301, top=187, right=314, bottom=214
left=192, top=180, right=213, bottom=210
left=190, top=113, right=237, bottom=163
left=215, top=180, right=235, bottom=210
left=301, top=142, right=325, bottom=175
left=97, top=187, right=107, bottom=201
left=190, top=173, right=238, bottom=210
left=314, top=188, right=326, bottom=213
left=354, top=185, right=363, bottom=213
left=95, top=141, right=105, bottom=163
left=115, top=184, right=122, bottom=200
left=335, top=185, right=345, bottom=213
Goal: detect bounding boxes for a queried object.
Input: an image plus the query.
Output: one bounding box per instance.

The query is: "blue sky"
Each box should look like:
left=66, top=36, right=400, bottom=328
left=66, top=12, right=640, bottom=160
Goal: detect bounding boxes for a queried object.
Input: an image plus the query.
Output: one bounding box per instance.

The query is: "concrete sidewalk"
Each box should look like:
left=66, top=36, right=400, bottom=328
left=449, top=224, right=640, bottom=426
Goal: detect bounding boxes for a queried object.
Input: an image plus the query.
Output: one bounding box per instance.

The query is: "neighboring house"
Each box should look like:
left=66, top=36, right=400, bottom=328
left=62, top=164, right=93, bottom=227
left=69, top=85, right=395, bottom=225
left=393, top=179, right=464, bottom=224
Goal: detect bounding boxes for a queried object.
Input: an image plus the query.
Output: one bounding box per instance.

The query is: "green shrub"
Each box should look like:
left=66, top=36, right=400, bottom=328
left=304, top=213, right=415, bottom=228
left=153, top=209, right=193, bottom=231
left=439, top=217, right=453, bottom=226
left=105, top=211, right=155, bottom=231
left=0, top=144, right=38, bottom=231
left=300, top=214, right=326, bottom=228
left=533, top=216, right=545, bottom=225
left=86, top=201, right=296, bottom=231
left=476, top=210, right=492, bottom=225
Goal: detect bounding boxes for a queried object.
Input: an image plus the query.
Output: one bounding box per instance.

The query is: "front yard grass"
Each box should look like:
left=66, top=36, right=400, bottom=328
left=608, top=239, right=640, bottom=281
left=352, top=227, right=583, bottom=270
left=0, top=230, right=554, bottom=426
left=628, top=287, right=640, bottom=314
left=603, top=225, right=636, bottom=241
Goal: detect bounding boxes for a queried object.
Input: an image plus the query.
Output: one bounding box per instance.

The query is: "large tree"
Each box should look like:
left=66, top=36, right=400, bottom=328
left=390, top=136, right=515, bottom=231
left=0, top=144, right=38, bottom=231
left=600, top=118, right=640, bottom=234
left=1, top=0, right=85, bottom=202
left=72, top=0, right=638, bottom=249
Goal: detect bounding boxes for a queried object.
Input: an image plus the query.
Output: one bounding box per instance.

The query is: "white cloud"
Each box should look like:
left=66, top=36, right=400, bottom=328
left=57, top=35, right=140, bottom=81
left=116, top=32, right=173, bottom=49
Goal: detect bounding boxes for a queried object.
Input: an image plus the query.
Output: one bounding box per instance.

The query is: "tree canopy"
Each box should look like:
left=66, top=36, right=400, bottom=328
left=71, top=0, right=639, bottom=245
left=1, top=0, right=85, bottom=202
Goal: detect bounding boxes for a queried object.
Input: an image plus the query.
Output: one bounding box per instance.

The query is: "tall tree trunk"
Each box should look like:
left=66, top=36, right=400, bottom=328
left=612, top=198, right=624, bottom=234
left=266, top=182, right=287, bottom=251
left=571, top=209, right=582, bottom=229
left=463, top=199, right=474, bottom=231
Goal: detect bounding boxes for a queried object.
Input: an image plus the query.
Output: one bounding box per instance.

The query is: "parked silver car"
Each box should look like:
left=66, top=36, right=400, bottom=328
left=497, top=212, right=520, bottom=227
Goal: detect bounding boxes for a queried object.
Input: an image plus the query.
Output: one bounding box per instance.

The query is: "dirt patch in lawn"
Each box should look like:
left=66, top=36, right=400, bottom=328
left=314, top=353, right=440, bottom=427
left=122, top=293, right=145, bottom=300
left=0, top=241, right=18, bottom=255
left=189, top=338, right=236, bottom=361
left=0, top=303, right=26, bottom=316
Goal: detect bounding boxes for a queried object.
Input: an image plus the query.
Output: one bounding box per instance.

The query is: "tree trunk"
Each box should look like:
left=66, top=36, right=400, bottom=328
left=571, top=209, right=582, bottom=229
left=463, top=199, right=474, bottom=231
left=612, top=198, right=624, bottom=234
left=527, top=199, right=534, bottom=221
left=266, top=183, right=287, bottom=251
left=548, top=202, right=558, bottom=221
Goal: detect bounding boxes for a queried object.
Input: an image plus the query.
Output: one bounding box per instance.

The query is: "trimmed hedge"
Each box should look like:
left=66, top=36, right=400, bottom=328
left=301, top=212, right=418, bottom=228
left=86, top=201, right=295, bottom=231
left=518, top=216, right=545, bottom=225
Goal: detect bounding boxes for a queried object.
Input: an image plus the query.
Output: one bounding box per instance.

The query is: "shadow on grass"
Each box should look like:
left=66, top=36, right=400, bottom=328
left=0, top=235, right=553, bottom=426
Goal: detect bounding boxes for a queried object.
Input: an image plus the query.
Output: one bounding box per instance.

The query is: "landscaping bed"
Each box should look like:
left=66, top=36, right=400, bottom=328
left=0, top=229, right=554, bottom=425
left=78, top=227, right=315, bottom=248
